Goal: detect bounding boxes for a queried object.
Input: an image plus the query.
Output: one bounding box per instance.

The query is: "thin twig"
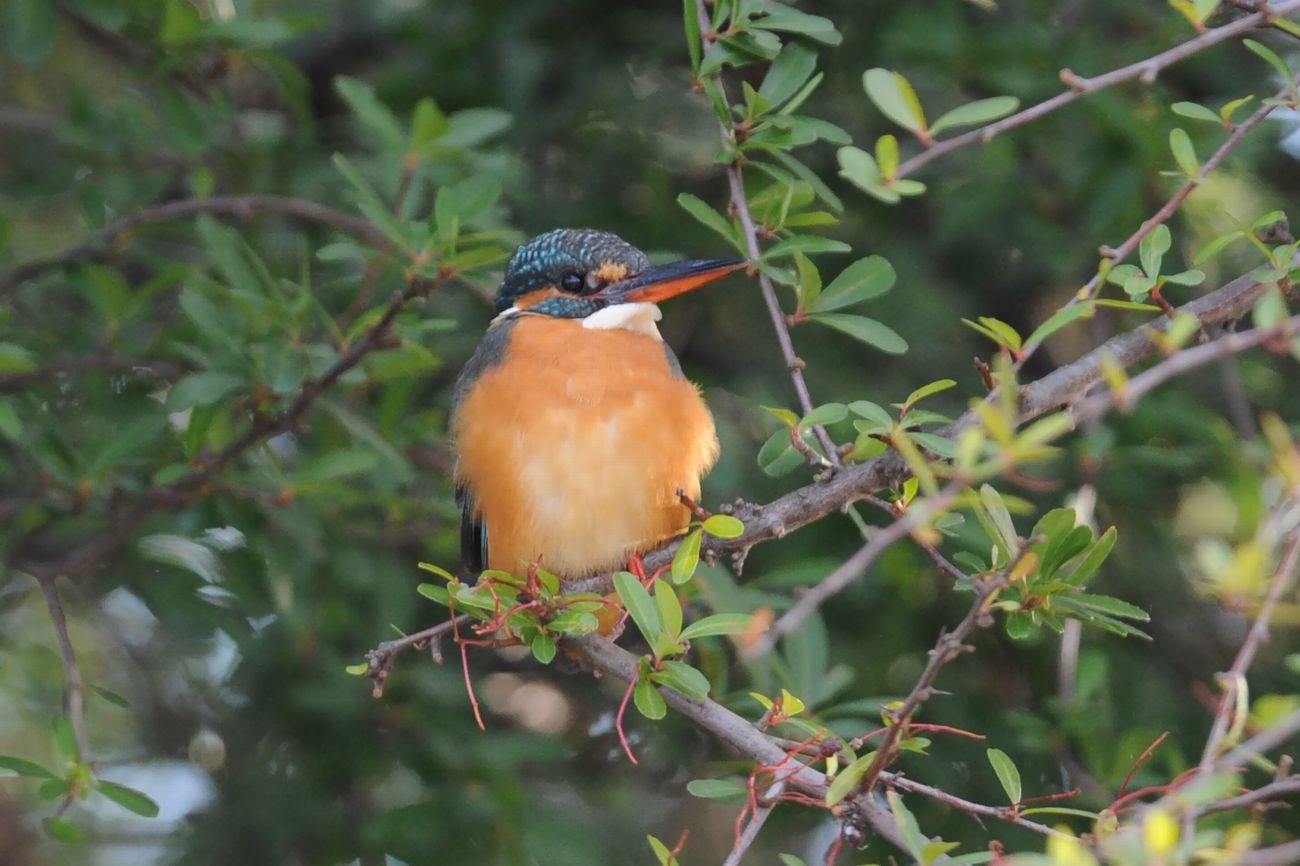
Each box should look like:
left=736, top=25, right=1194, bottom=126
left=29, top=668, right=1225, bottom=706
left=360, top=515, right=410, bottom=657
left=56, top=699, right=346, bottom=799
left=695, top=0, right=840, bottom=467
left=0, top=355, right=183, bottom=393
left=1, top=194, right=384, bottom=295
left=36, top=576, right=91, bottom=761
left=893, top=1, right=1300, bottom=180
left=745, top=480, right=967, bottom=659
left=721, top=793, right=777, bottom=866
left=1074, top=313, right=1300, bottom=425
left=1201, top=776, right=1300, bottom=814
left=881, top=773, right=1069, bottom=839
left=863, top=494, right=969, bottom=584
left=855, top=547, right=1034, bottom=798
left=1199, top=525, right=1300, bottom=769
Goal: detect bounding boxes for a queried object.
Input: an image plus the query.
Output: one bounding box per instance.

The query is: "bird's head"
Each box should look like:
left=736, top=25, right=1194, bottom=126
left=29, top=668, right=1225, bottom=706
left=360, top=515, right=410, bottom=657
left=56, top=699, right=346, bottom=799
left=493, top=229, right=743, bottom=331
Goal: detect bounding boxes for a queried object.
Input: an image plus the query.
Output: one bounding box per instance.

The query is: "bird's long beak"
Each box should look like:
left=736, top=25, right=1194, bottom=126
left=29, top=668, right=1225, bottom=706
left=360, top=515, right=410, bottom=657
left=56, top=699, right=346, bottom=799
left=594, top=258, right=745, bottom=304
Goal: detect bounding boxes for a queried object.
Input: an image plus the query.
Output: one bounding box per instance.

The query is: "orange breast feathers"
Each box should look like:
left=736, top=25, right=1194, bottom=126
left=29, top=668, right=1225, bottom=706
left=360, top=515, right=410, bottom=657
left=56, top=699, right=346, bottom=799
left=452, top=317, right=719, bottom=578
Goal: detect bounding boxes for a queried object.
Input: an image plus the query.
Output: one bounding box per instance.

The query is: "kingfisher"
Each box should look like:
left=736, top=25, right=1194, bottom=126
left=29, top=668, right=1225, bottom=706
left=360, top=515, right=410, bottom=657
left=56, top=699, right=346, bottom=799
left=450, top=228, right=744, bottom=581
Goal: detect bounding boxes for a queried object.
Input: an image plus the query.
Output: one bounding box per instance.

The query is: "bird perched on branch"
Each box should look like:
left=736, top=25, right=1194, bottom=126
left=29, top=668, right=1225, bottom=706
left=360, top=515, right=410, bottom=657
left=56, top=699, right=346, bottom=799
left=451, top=228, right=743, bottom=581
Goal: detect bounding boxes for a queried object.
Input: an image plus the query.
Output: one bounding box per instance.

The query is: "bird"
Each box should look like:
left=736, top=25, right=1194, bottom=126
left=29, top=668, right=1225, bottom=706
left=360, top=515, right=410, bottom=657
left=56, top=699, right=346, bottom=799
left=450, top=228, right=743, bottom=582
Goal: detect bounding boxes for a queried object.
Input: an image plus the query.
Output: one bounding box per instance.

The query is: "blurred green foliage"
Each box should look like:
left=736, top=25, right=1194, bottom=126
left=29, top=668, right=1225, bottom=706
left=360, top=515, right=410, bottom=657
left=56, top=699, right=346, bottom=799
left=2, top=1, right=1300, bottom=865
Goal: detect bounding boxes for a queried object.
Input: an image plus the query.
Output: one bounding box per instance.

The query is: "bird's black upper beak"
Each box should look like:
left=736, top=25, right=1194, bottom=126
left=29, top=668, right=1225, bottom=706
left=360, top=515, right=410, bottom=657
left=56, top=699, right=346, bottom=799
left=592, top=258, right=745, bottom=305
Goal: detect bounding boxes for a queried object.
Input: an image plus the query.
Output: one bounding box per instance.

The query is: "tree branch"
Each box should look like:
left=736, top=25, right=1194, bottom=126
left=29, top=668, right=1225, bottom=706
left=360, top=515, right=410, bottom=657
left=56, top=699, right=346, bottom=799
left=567, top=631, right=915, bottom=855
left=8, top=275, right=444, bottom=579
left=0, top=194, right=385, bottom=296
left=894, top=1, right=1300, bottom=180
left=36, top=575, right=91, bottom=761
left=0, top=355, right=183, bottom=393
left=695, top=0, right=841, bottom=466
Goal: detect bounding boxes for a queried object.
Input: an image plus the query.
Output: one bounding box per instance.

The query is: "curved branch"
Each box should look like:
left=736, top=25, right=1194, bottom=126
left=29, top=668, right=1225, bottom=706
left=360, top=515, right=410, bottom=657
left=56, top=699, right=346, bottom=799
left=695, top=0, right=841, bottom=466
left=894, top=1, right=1300, bottom=180
left=8, top=275, right=443, bottom=579
left=0, top=195, right=385, bottom=295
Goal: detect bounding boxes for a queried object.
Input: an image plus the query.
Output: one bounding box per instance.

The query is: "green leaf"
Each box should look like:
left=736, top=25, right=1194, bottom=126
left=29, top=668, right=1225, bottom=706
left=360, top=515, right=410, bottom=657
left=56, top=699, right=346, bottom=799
left=43, top=816, right=85, bottom=844
left=1220, top=95, right=1255, bottom=125
left=166, top=371, right=243, bottom=412
left=904, top=378, right=956, bottom=409
left=1244, top=39, right=1295, bottom=92
left=332, top=154, right=405, bottom=246
left=837, top=145, right=896, bottom=202
left=671, top=528, right=703, bottom=584
left=677, top=193, right=736, bottom=245
left=98, top=780, right=160, bottom=817
left=344, top=663, right=368, bottom=676
left=759, top=43, right=818, bottom=108
left=757, top=427, right=804, bottom=477
left=1, top=0, right=59, bottom=64
left=653, top=660, right=711, bottom=699
left=633, top=679, right=667, bottom=719
left=1019, top=807, right=1101, bottom=819
left=986, top=748, right=1022, bottom=803
left=416, top=583, right=450, bottom=605
left=613, top=571, right=661, bottom=644
left=530, top=632, right=557, bottom=664
left=809, top=255, right=896, bottom=312
left=778, top=855, right=810, bottom=866
left=764, top=235, right=851, bottom=258
left=1025, top=300, right=1095, bottom=348
left=654, top=581, right=683, bottom=641
left=0, top=755, right=55, bottom=779
left=335, top=76, right=404, bottom=152
left=702, top=513, right=745, bottom=539
left=680, top=612, right=751, bottom=641
left=409, top=97, right=449, bottom=151
left=751, top=5, right=841, bottom=44
left=1140, top=224, right=1171, bottom=280
left=928, top=96, right=1019, bottom=136
left=798, top=403, right=847, bottom=431
left=887, top=789, right=928, bottom=863
left=1171, top=101, right=1221, bottom=124
left=826, top=751, right=877, bottom=806
left=875, top=133, right=899, bottom=179
left=1169, top=128, right=1199, bottom=176
left=546, top=610, right=599, bottom=636
left=0, top=399, right=21, bottom=441
left=807, top=313, right=908, bottom=354
left=848, top=399, right=894, bottom=429
left=648, top=833, right=675, bottom=866
left=909, top=431, right=958, bottom=459
left=439, top=107, right=512, bottom=149
left=53, top=717, right=79, bottom=761
left=863, top=69, right=926, bottom=134
left=1162, top=269, right=1204, bottom=287
left=682, top=0, right=702, bottom=71
left=687, top=778, right=748, bottom=800
left=979, top=484, right=1018, bottom=558
left=1063, top=593, right=1150, bottom=621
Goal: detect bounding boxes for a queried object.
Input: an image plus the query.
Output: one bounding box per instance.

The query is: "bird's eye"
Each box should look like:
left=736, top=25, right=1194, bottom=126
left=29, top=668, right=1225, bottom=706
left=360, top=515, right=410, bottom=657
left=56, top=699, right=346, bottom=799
left=559, top=272, right=585, bottom=293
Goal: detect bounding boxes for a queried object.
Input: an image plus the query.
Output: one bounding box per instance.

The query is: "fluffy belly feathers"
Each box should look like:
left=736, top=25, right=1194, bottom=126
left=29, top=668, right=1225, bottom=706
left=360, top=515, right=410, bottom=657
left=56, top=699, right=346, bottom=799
left=452, top=318, right=718, bottom=577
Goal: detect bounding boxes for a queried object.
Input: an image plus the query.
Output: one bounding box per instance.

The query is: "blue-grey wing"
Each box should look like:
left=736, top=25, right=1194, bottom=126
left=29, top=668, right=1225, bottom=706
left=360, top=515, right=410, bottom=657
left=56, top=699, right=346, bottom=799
left=449, top=318, right=518, bottom=576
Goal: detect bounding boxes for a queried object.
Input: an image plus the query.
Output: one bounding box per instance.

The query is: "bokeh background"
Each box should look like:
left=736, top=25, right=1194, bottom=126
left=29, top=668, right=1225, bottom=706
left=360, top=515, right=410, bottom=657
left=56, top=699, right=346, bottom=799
left=2, top=1, right=1299, bottom=864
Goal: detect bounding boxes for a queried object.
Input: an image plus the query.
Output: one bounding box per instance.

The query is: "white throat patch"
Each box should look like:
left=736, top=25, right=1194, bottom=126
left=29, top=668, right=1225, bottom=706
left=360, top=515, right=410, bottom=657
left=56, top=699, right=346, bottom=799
left=581, top=302, right=663, bottom=340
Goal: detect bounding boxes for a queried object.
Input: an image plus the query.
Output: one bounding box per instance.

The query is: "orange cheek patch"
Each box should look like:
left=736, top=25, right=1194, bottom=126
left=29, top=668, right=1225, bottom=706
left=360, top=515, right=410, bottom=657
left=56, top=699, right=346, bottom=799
left=592, top=261, right=630, bottom=283
left=514, top=288, right=561, bottom=309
